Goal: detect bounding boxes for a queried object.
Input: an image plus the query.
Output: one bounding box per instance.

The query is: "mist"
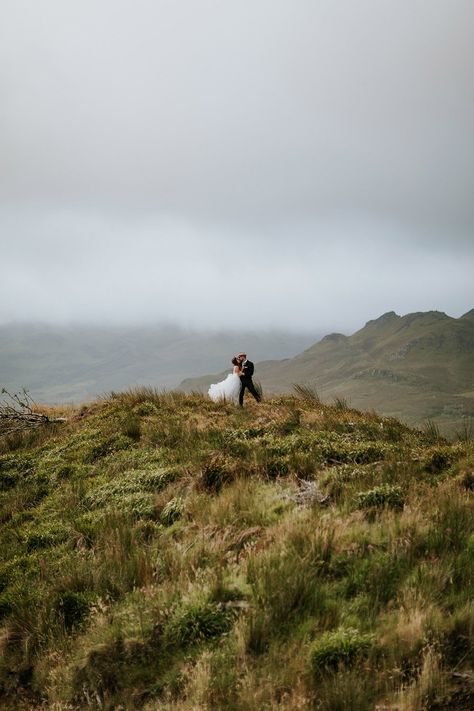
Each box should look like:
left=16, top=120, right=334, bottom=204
left=1, top=1, right=473, bottom=332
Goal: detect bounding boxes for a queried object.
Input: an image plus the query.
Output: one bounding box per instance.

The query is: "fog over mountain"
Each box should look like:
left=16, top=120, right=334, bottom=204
left=0, top=322, right=319, bottom=403
left=1, top=2, right=473, bottom=332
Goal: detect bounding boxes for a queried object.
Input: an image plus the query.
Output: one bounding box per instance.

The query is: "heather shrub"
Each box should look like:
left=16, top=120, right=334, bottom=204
left=83, top=468, right=178, bottom=509
left=121, top=413, right=141, bottom=441
left=424, top=446, right=454, bottom=473
left=160, top=497, right=183, bottom=526
left=55, top=589, right=94, bottom=630
left=199, top=453, right=234, bottom=492
left=355, top=483, right=404, bottom=510
left=163, top=599, right=235, bottom=647
left=310, top=627, right=374, bottom=674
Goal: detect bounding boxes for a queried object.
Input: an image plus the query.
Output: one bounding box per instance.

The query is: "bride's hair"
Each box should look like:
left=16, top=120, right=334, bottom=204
left=231, top=357, right=239, bottom=366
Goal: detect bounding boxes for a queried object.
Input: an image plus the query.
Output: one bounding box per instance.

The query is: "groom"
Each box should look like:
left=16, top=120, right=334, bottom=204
left=237, top=353, right=261, bottom=407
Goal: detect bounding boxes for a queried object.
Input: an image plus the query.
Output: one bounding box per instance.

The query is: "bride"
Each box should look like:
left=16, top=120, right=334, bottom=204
left=208, top=357, right=242, bottom=403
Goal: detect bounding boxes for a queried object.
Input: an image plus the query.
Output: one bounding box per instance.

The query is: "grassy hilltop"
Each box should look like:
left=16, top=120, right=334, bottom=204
left=181, top=309, right=474, bottom=435
left=0, top=390, right=473, bottom=709
left=0, top=324, right=317, bottom=404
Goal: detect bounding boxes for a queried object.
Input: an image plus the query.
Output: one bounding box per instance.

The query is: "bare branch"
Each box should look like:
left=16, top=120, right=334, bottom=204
left=0, top=388, right=67, bottom=437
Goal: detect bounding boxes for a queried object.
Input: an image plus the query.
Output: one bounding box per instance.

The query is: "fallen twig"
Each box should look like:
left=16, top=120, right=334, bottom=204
left=280, top=475, right=331, bottom=507
left=0, top=387, right=67, bottom=436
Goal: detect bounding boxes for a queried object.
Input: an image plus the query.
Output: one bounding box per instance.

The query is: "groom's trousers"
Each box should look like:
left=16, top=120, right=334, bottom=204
left=239, top=377, right=261, bottom=406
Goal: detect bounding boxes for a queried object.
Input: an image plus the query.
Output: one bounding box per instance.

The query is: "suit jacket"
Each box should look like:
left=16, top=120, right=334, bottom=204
left=241, top=359, right=254, bottom=379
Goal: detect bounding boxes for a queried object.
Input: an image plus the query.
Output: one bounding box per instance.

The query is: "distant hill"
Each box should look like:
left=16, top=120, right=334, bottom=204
left=181, top=309, right=474, bottom=433
left=0, top=323, right=319, bottom=403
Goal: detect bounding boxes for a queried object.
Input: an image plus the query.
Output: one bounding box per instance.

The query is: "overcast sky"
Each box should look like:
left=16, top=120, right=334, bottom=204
left=1, top=1, right=473, bottom=333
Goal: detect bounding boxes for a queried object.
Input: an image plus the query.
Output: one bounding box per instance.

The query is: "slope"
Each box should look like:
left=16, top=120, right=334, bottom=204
left=182, top=310, right=474, bottom=432
left=0, top=390, right=473, bottom=709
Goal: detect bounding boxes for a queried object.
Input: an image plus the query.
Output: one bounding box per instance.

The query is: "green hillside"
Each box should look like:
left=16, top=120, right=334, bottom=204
left=0, top=391, right=473, bottom=709
left=181, top=310, right=474, bottom=434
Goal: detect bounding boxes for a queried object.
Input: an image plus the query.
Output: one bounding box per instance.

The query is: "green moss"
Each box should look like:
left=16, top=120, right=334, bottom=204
left=83, top=468, right=178, bottom=510
left=199, top=454, right=234, bottom=492
left=160, top=497, right=183, bottom=526
left=164, top=599, right=235, bottom=647
left=309, top=627, right=374, bottom=674
left=355, top=484, right=404, bottom=510
left=73, top=510, right=104, bottom=546
left=83, top=434, right=134, bottom=463
left=343, top=551, right=409, bottom=609
left=424, top=446, right=455, bottom=473
left=55, top=589, right=95, bottom=630
left=0, top=468, right=21, bottom=491
left=23, top=521, right=70, bottom=551
left=0, top=451, right=36, bottom=475
left=132, top=401, right=160, bottom=416
left=121, top=414, right=142, bottom=441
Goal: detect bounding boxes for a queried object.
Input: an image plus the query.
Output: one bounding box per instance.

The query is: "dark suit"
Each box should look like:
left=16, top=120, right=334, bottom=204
left=239, top=359, right=261, bottom=406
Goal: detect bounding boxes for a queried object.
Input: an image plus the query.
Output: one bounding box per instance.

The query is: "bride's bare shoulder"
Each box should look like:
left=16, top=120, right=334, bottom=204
left=233, top=365, right=241, bottom=374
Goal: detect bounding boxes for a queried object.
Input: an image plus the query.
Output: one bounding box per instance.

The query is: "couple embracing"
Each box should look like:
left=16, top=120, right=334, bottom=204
left=208, top=353, right=261, bottom=406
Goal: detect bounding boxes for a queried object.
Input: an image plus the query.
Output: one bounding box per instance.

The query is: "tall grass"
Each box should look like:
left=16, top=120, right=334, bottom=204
left=0, top=389, right=472, bottom=709
left=423, top=418, right=443, bottom=444
left=293, top=383, right=321, bottom=403
left=333, top=395, right=350, bottom=412
left=456, top=417, right=473, bottom=442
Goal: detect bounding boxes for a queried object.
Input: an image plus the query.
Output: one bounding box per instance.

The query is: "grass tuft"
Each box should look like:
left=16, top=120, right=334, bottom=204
left=309, top=627, right=374, bottom=674
left=355, top=483, right=404, bottom=511
left=423, top=418, right=443, bottom=445
left=0, top=389, right=472, bottom=710
left=293, top=383, right=321, bottom=403
left=160, top=497, right=184, bottom=526
left=164, top=599, right=235, bottom=647
left=455, top=417, right=473, bottom=443
left=333, top=395, right=350, bottom=411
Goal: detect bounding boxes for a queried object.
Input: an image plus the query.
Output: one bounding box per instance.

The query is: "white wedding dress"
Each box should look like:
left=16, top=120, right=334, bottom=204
left=208, top=372, right=241, bottom=403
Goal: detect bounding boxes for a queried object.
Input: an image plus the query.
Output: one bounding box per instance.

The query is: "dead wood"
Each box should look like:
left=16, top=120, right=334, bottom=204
left=0, top=388, right=67, bottom=436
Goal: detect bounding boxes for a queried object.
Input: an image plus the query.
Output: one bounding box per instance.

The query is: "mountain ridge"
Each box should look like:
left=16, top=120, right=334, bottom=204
left=181, top=309, right=474, bottom=433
